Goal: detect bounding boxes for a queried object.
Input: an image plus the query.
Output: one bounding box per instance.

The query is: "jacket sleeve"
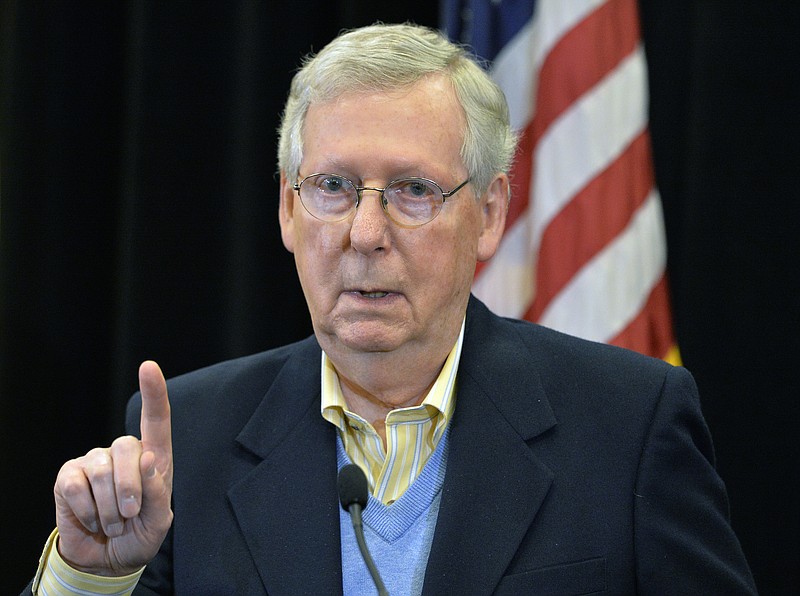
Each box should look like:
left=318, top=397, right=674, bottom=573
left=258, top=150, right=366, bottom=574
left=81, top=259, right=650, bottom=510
left=633, top=365, right=757, bottom=594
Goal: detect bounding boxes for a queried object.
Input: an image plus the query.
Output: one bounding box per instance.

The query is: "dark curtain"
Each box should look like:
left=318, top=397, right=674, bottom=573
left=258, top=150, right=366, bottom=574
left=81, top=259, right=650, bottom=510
left=640, top=3, right=799, bottom=593
left=1, top=1, right=796, bottom=593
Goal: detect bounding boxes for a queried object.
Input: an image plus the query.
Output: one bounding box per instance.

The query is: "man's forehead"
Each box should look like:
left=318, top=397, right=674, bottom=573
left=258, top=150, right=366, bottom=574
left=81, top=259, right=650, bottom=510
left=300, top=86, right=467, bottom=179
left=308, top=73, right=457, bottom=113
left=303, top=77, right=466, bottom=144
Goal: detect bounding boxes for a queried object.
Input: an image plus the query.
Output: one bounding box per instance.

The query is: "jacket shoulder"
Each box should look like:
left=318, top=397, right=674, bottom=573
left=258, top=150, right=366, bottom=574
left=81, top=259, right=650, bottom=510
left=466, top=296, right=675, bottom=389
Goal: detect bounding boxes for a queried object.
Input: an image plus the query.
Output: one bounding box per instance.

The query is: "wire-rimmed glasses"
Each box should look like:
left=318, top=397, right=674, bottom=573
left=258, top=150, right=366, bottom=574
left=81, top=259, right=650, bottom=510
left=293, top=173, right=471, bottom=227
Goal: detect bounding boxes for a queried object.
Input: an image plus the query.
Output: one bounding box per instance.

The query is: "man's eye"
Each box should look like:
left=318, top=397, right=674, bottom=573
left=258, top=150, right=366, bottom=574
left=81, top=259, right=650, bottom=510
left=396, top=179, right=435, bottom=199
left=321, top=177, right=345, bottom=192
left=408, top=182, right=429, bottom=196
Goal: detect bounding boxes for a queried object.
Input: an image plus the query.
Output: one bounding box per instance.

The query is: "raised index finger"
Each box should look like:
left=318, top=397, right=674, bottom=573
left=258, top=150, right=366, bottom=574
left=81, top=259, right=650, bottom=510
left=138, top=360, right=172, bottom=470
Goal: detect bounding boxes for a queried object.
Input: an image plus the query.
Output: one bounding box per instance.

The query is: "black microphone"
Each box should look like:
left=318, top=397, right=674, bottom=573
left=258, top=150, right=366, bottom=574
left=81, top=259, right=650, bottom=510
left=337, top=464, right=389, bottom=596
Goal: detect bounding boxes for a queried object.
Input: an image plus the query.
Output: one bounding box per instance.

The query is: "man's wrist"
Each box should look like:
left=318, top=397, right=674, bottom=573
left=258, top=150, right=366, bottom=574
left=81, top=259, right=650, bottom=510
left=56, top=536, right=144, bottom=577
left=32, top=529, right=144, bottom=596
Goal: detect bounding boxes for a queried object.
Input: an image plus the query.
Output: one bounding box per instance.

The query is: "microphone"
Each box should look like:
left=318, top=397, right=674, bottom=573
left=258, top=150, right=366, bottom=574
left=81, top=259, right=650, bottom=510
left=337, top=464, right=389, bottom=596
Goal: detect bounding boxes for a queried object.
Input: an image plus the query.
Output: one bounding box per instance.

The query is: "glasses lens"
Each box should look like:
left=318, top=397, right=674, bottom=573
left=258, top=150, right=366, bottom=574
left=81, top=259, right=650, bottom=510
left=299, top=174, right=357, bottom=221
left=384, top=178, right=443, bottom=225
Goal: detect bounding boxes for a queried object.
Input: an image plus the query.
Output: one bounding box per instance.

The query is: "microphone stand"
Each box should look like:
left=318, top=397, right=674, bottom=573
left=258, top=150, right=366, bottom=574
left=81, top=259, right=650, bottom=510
left=338, top=464, right=389, bottom=595
left=348, top=501, right=389, bottom=596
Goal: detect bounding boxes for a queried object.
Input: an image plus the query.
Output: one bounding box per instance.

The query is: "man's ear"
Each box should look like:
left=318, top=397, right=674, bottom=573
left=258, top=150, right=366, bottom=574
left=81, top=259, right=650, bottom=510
left=476, top=173, right=509, bottom=262
left=278, top=171, right=296, bottom=253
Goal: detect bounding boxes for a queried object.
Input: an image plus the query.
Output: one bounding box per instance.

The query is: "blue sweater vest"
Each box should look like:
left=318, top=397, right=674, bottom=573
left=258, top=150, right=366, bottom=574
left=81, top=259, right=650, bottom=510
left=336, top=426, right=450, bottom=595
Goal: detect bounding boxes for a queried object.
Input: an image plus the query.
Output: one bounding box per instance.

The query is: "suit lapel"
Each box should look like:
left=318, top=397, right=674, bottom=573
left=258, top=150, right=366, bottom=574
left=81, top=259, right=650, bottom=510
left=227, top=341, right=344, bottom=595
left=423, top=298, right=558, bottom=594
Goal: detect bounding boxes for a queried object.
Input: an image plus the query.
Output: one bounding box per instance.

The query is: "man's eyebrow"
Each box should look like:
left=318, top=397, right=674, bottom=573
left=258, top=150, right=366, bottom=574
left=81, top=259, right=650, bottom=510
left=307, top=160, right=431, bottom=181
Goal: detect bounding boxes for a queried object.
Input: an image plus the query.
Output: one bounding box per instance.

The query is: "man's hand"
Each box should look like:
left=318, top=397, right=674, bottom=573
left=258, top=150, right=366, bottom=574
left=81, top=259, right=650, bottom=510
left=53, top=361, right=174, bottom=575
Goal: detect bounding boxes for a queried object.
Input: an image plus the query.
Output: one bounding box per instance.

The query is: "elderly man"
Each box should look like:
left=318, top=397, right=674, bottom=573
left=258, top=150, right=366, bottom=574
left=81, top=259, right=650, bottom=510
left=25, top=23, right=755, bottom=595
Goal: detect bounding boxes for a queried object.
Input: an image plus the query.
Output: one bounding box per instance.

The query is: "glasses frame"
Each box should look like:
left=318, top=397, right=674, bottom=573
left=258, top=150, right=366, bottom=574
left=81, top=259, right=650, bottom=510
left=292, top=173, right=471, bottom=227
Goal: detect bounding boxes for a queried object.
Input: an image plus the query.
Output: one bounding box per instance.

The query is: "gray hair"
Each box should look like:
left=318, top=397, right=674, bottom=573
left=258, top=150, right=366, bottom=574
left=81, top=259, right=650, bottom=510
left=277, top=23, right=517, bottom=196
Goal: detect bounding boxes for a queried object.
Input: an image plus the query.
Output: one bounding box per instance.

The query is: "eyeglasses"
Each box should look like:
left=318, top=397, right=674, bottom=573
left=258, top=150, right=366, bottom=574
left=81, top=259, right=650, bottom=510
left=293, top=173, right=471, bottom=227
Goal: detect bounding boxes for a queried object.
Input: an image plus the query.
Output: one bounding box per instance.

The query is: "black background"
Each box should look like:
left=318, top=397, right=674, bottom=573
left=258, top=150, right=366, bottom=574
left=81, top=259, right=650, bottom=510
left=1, top=1, right=797, bottom=593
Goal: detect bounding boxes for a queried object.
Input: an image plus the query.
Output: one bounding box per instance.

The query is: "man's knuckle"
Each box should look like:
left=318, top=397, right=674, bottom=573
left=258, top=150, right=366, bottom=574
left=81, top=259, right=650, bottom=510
left=111, top=435, right=139, bottom=449
left=59, top=476, right=84, bottom=499
left=86, top=458, right=113, bottom=482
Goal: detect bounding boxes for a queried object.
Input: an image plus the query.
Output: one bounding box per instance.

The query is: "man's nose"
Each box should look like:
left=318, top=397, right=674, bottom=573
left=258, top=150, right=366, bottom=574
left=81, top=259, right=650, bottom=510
left=349, top=189, right=391, bottom=253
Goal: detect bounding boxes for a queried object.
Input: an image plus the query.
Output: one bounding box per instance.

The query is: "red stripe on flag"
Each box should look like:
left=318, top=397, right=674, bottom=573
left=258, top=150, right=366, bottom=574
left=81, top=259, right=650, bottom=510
left=609, top=274, right=676, bottom=358
left=525, top=130, right=655, bottom=321
left=503, top=0, right=641, bottom=235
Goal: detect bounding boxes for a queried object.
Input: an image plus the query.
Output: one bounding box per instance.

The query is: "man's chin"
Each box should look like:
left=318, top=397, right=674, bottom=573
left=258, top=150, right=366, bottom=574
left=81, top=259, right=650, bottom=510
left=327, top=322, right=409, bottom=355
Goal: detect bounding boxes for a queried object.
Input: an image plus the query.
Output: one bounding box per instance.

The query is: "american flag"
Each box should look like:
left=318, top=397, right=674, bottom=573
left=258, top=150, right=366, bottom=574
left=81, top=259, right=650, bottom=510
left=443, top=0, right=679, bottom=363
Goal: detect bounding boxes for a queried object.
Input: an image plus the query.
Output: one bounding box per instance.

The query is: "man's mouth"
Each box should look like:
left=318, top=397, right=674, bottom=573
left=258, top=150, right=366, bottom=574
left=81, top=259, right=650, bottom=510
left=359, top=291, right=389, bottom=298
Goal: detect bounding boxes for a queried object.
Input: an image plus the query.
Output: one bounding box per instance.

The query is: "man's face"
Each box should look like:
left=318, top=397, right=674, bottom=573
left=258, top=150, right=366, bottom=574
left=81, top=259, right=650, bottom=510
left=279, top=75, right=506, bottom=367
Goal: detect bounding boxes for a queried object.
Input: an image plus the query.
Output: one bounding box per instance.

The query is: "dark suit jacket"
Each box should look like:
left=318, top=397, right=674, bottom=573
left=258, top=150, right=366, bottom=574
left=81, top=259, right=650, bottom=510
left=32, top=296, right=756, bottom=595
